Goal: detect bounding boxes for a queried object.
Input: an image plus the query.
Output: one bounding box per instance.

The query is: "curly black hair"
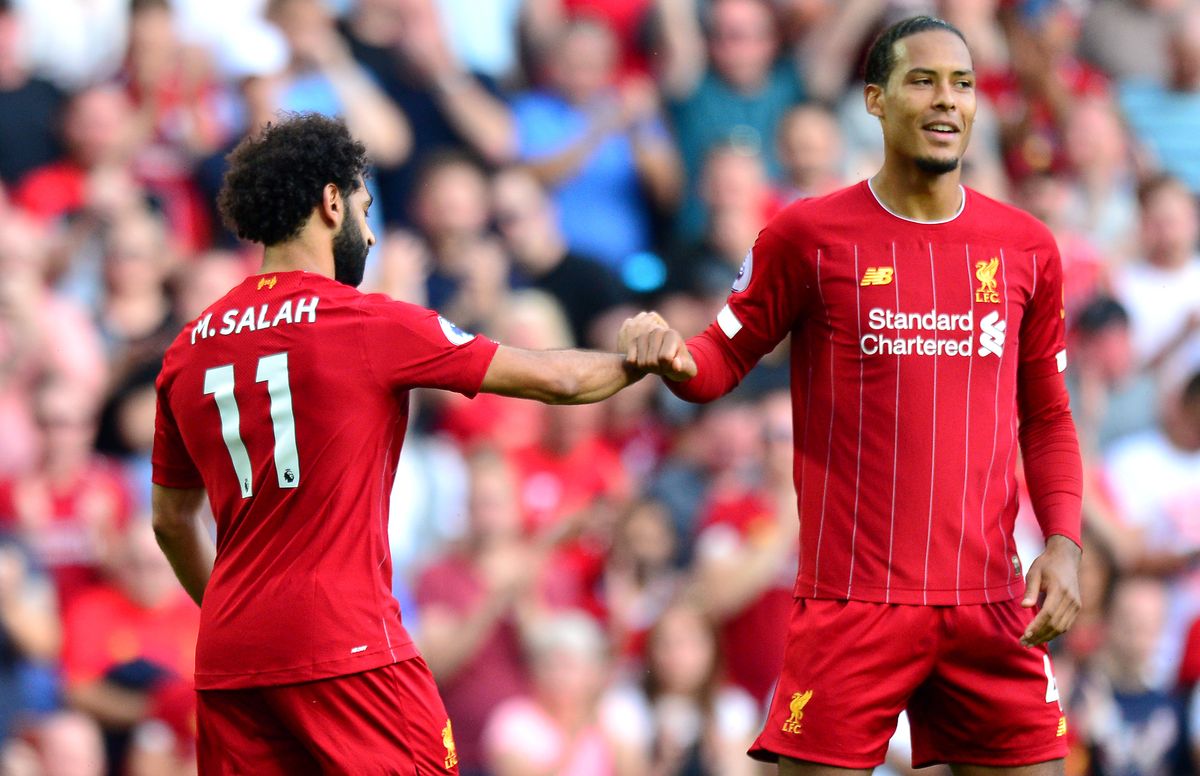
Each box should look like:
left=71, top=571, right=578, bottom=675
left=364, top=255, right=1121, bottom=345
left=863, top=16, right=968, bottom=87
left=217, top=113, right=368, bottom=247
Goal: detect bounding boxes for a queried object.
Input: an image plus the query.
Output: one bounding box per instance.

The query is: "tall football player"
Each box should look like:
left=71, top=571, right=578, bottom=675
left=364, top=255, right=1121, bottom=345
left=622, top=16, right=1081, bottom=775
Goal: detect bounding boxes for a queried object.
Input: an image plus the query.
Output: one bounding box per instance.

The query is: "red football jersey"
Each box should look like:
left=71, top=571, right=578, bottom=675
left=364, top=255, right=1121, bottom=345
left=152, top=271, right=498, bottom=689
left=698, top=181, right=1071, bottom=606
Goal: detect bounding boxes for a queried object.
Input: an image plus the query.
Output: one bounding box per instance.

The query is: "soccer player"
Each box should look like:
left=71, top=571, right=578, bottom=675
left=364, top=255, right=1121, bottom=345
left=149, top=113, right=692, bottom=775
left=621, top=16, right=1082, bottom=775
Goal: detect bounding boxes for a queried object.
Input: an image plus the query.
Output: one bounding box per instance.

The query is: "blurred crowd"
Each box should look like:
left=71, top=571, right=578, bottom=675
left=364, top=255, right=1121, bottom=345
left=0, top=0, right=1198, bottom=774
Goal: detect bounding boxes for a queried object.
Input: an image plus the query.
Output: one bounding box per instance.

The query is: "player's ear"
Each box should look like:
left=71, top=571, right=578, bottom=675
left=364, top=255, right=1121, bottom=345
left=865, top=83, right=885, bottom=121
left=319, top=183, right=342, bottom=227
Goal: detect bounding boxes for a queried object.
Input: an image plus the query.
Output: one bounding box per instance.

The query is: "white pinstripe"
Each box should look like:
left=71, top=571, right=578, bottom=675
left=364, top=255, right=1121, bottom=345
left=797, top=258, right=816, bottom=582
left=997, top=248, right=1015, bottom=598
left=848, top=245, right=865, bottom=597
left=922, top=242, right=938, bottom=605
left=979, top=247, right=1005, bottom=604
left=955, top=246, right=976, bottom=605
left=812, top=248, right=835, bottom=596
left=885, top=242, right=901, bottom=603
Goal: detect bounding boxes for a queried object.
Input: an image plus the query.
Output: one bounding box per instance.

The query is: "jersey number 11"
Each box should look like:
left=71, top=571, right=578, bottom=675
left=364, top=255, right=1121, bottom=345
left=203, top=352, right=300, bottom=498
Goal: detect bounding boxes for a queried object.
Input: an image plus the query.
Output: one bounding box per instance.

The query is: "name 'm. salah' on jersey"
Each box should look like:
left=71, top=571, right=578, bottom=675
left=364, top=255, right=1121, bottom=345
left=712, top=181, right=1070, bottom=606
left=152, top=271, right=498, bottom=690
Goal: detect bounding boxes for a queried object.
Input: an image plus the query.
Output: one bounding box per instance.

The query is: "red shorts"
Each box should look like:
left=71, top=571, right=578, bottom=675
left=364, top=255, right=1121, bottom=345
left=750, top=598, right=1068, bottom=769
left=196, top=657, right=459, bottom=775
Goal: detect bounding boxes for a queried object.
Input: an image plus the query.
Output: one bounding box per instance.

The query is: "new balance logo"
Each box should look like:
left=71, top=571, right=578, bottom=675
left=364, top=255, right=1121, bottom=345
left=861, top=267, right=894, bottom=286
left=978, top=311, right=1006, bottom=357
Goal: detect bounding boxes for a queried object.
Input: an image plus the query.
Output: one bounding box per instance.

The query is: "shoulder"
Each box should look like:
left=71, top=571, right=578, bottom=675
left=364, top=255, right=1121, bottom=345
left=966, top=188, right=1057, bottom=249
left=765, top=182, right=867, bottom=237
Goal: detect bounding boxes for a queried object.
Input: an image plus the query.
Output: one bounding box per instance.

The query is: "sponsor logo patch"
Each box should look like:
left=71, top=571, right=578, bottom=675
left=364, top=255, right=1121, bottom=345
left=731, top=250, right=753, bottom=292
left=860, top=267, right=894, bottom=286
left=437, top=316, right=476, bottom=346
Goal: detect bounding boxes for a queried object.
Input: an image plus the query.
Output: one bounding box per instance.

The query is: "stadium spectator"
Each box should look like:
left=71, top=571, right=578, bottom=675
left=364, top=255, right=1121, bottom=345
left=492, top=166, right=630, bottom=347
left=0, top=212, right=106, bottom=476
left=1103, top=371, right=1200, bottom=684
left=59, top=521, right=198, bottom=774
left=1068, top=576, right=1190, bottom=775
left=266, top=0, right=410, bottom=167
left=1066, top=296, right=1158, bottom=456
left=656, top=0, right=805, bottom=238
left=341, top=0, right=515, bottom=225
left=1114, top=175, right=1200, bottom=380
left=1060, top=97, right=1139, bottom=260
left=1015, top=173, right=1108, bottom=313
left=11, top=0, right=127, bottom=90
left=601, top=498, right=683, bottom=661
left=1079, top=0, right=1182, bottom=84
left=775, top=102, right=847, bottom=202
left=408, top=151, right=497, bottom=311
left=690, top=390, right=793, bottom=705
left=415, top=448, right=536, bottom=776
left=513, top=17, right=681, bottom=270
left=0, top=380, right=131, bottom=609
left=0, top=534, right=59, bottom=742
left=4, top=709, right=107, bottom=776
left=607, top=600, right=760, bottom=776
left=667, top=142, right=781, bottom=296
left=0, top=6, right=62, bottom=187
left=97, top=211, right=180, bottom=381
left=483, top=610, right=642, bottom=776
left=1118, top=3, right=1200, bottom=193
left=12, top=85, right=138, bottom=224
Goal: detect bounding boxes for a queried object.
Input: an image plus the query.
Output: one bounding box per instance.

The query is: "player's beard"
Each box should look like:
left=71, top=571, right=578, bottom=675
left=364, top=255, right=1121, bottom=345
left=914, top=155, right=960, bottom=175
left=332, top=215, right=369, bottom=287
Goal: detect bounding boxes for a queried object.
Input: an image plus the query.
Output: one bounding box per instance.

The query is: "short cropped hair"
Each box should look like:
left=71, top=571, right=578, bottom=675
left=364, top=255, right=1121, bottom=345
left=217, top=113, right=367, bottom=247
left=863, top=16, right=968, bottom=86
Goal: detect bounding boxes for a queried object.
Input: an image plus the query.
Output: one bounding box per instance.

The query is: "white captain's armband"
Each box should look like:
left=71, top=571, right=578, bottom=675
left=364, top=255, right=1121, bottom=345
left=717, top=304, right=743, bottom=339
left=1056, top=349, right=1067, bottom=373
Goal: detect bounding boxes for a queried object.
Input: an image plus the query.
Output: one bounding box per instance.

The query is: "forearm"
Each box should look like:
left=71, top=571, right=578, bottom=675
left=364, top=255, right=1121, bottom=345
left=66, top=681, right=149, bottom=728
left=434, top=74, right=517, bottom=164
left=632, top=135, right=683, bottom=209
left=524, top=131, right=604, bottom=186
left=655, top=0, right=705, bottom=97
left=151, top=486, right=213, bottom=606
left=481, top=345, right=643, bottom=404
left=420, top=597, right=510, bottom=680
left=666, top=327, right=745, bottom=403
left=325, top=64, right=412, bottom=166
left=1019, top=371, right=1083, bottom=547
left=0, top=596, right=60, bottom=661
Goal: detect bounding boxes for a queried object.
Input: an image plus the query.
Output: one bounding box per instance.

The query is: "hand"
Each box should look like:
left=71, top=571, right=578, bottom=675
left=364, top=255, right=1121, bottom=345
left=618, top=311, right=697, bottom=381
left=1020, top=534, right=1082, bottom=647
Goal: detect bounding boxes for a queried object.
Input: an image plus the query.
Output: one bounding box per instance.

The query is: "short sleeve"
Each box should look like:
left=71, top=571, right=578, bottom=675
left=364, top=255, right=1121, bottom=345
left=151, top=368, right=203, bottom=489
left=1018, top=230, right=1068, bottom=380
left=716, top=216, right=816, bottom=369
left=356, top=296, right=499, bottom=395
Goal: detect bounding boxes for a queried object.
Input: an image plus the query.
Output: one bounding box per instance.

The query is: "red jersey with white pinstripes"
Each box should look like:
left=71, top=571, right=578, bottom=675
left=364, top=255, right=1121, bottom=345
left=151, top=271, right=498, bottom=689
left=715, top=181, right=1068, bottom=605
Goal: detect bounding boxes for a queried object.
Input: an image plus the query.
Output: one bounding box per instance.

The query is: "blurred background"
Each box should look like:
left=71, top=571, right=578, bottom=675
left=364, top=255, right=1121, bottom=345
left=0, top=0, right=1197, bottom=774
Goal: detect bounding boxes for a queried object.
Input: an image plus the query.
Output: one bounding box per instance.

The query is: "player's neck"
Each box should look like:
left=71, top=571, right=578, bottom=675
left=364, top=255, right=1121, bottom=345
left=870, top=162, right=964, bottom=223
left=260, top=235, right=335, bottom=279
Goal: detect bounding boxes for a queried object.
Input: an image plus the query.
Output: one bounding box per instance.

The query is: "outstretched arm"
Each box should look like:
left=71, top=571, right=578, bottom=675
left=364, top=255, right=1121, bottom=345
left=479, top=337, right=695, bottom=405
left=151, top=485, right=213, bottom=606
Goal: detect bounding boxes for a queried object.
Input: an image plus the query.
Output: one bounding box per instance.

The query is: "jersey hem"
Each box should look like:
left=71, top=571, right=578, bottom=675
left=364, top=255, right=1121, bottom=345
left=194, top=642, right=418, bottom=690
left=794, top=577, right=1023, bottom=605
